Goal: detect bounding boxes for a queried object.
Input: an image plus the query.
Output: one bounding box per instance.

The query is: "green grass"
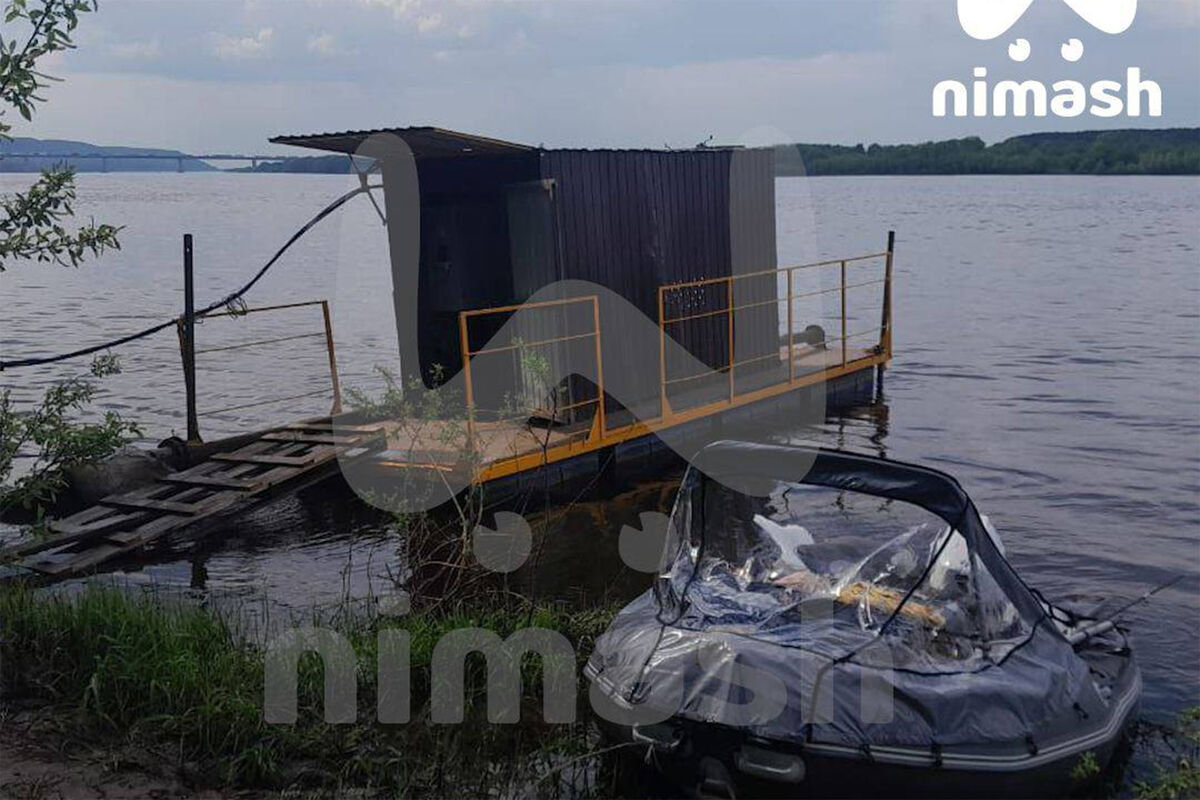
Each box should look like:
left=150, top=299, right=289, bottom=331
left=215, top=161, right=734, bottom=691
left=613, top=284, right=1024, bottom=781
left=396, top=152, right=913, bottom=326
left=0, top=585, right=622, bottom=795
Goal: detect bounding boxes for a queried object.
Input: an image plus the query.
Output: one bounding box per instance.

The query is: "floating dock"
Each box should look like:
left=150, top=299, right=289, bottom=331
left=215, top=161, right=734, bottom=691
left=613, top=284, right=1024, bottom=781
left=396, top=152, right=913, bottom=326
left=1, top=423, right=386, bottom=579
left=271, top=126, right=896, bottom=496
left=370, top=248, right=893, bottom=497
left=3, top=126, right=895, bottom=580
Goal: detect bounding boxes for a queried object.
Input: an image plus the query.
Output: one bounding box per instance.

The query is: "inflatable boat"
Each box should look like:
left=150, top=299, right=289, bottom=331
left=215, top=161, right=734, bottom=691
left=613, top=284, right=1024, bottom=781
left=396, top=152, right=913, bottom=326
left=585, top=442, right=1140, bottom=798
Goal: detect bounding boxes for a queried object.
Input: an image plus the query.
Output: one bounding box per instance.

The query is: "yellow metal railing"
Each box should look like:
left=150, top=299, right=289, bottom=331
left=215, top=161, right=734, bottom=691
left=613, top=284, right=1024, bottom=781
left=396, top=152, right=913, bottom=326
left=657, top=246, right=894, bottom=422
left=453, top=234, right=894, bottom=482
left=457, top=295, right=604, bottom=449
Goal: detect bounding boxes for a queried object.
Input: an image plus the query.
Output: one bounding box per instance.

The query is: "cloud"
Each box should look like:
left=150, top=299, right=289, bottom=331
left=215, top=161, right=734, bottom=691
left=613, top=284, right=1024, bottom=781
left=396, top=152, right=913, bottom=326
left=19, top=70, right=380, bottom=153
left=357, top=0, right=422, bottom=19
left=416, top=13, right=443, bottom=34
left=22, top=0, right=1200, bottom=152
left=305, top=31, right=339, bottom=56
left=306, top=31, right=359, bottom=57
left=212, top=27, right=275, bottom=60
left=109, top=38, right=162, bottom=61
left=357, top=0, right=487, bottom=37
left=306, top=32, right=335, bottom=55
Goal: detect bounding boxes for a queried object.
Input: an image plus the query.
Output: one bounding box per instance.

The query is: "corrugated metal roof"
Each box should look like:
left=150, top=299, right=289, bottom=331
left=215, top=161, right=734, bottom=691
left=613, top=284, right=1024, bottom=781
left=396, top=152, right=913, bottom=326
left=269, top=126, right=535, bottom=159
left=271, top=126, right=747, bottom=159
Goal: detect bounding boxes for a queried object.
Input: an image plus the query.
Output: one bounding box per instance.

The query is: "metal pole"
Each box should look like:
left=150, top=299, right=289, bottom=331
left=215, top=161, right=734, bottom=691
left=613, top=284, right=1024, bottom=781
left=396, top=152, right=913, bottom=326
left=320, top=301, right=343, bottom=415
left=458, top=311, right=475, bottom=451
left=182, top=234, right=201, bottom=443
left=787, top=268, right=795, bottom=383
left=727, top=278, right=735, bottom=402
left=591, top=297, right=606, bottom=439
left=658, top=286, right=670, bottom=421
left=882, top=230, right=895, bottom=360
left=840, top=260, right=848, bottom=368
left=878, top=230, right=895, bottom=392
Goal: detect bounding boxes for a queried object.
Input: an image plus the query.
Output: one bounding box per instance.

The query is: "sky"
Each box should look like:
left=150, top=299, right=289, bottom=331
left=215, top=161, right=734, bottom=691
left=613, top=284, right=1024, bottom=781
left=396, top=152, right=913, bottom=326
left=12, top=0, right=1200, bottom=154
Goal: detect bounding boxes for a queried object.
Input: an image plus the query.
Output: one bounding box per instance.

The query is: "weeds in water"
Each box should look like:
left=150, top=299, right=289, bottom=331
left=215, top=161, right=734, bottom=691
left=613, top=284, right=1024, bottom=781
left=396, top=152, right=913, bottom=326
left=1071, top=750, right=1101, bottom=784
left=0, top=584, right=623, bottom=795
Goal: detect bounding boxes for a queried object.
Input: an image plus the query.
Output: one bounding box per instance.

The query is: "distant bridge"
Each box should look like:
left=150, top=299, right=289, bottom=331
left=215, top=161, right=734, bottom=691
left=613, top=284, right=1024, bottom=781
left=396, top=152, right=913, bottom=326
left=0, top=152, right=293, bottom=172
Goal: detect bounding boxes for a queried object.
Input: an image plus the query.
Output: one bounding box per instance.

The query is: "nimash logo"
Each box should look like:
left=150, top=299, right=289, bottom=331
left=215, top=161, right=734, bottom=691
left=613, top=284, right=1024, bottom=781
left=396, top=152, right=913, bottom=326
left=934, top=0, right=1162, bottom=119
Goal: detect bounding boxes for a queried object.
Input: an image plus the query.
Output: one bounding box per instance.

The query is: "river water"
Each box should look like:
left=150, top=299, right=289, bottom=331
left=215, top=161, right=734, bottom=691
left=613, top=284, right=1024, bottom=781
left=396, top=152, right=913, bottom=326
left=1, top=173, right=1197, bottom=734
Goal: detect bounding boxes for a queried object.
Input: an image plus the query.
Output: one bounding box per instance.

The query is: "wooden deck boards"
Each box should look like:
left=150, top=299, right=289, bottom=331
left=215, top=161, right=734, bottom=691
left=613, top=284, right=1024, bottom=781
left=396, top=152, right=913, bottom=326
left=1, top=423, right=386, bottom=580
left=375, top=343, right=877, bottom=472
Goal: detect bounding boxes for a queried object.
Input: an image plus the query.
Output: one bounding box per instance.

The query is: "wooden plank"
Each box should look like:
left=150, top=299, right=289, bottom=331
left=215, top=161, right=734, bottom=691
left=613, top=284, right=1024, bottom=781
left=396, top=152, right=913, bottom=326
left=282, top=422, right=385, bottom=436
left=31, top=543, right=126, bottom=576
left=261, top=431, right=359, bottom=445
left=48, top=508, right=144, bottom=537
left=52, top=504, right=118, bottom=527
left=211, top=451, right=322, bottom=467
left=11, top=419, right=385, bottom=580
left=157, top=463, right=303, bottom=495
left=104, top=522, right=191, bottom=547
left=34, top=464, right=334, bottom=575
left=100, top=496, right=210, bottom=515
left=241, top=465, right=306, bottom=489
left=103, top=493, right=244, bottom=544
left=165, top=445, right=276, bottom=481
left=0, top=509, right=145, bottom=560
left=376, top=447, right=459, bottom=467
left=160, top=473, right=263, bottom=491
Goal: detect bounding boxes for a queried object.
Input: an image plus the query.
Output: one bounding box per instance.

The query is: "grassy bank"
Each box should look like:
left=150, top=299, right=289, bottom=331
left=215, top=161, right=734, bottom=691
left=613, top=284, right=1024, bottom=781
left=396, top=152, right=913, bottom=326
left=0, top=585, right=623, bottom=796
left=4, top=584, right=1197, bottom=799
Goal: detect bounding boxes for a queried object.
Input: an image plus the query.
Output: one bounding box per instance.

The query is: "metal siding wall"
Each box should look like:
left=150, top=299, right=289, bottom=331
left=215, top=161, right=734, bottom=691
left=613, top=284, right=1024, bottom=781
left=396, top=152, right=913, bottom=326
left=537, top=149, right=777, bottom=423
left=654, top=150, right=732, bottom=410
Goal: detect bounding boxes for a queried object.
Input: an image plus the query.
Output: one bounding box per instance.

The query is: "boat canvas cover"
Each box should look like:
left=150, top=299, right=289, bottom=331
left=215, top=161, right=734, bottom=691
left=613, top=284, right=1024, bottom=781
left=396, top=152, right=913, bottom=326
left=588, top=442, right=1093, bottom=750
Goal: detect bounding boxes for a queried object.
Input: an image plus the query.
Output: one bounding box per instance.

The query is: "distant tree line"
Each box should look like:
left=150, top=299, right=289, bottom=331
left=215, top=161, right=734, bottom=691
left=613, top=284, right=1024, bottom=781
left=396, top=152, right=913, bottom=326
left=233, top=155, right=364, bottom=174
left=775, top=129, right=1199, bottom=176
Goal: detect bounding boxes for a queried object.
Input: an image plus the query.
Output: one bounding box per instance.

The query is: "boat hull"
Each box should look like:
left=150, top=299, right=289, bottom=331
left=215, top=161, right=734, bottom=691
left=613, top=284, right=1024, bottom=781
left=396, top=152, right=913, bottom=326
left=589, top=658, right=1140, bottom=799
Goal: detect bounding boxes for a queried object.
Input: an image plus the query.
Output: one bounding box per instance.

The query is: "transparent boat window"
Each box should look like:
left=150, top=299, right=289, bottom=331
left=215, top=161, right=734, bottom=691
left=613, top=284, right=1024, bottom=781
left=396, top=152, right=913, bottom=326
left=662, top=473, right=1031, bottom=671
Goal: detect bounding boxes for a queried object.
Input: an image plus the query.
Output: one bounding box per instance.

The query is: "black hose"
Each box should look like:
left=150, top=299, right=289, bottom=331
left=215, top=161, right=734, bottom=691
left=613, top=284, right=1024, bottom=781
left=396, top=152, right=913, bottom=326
left=0, top=184, right=377, bottom=372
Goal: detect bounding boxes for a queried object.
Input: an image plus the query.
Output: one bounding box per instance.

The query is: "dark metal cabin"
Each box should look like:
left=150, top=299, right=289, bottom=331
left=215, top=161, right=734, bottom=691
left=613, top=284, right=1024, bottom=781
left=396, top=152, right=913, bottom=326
left=271, top=126, right=779, bottom=423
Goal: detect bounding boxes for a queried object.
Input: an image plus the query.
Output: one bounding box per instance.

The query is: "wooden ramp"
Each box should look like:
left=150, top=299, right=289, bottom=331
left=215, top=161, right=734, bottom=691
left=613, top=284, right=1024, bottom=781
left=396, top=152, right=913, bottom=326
left=1, top=422, right=386, bottom=580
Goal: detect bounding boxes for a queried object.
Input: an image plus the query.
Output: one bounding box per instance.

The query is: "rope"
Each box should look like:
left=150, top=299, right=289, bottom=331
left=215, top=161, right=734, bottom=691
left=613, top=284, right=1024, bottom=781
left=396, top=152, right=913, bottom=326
left=0, top=183, right=379, bottom=372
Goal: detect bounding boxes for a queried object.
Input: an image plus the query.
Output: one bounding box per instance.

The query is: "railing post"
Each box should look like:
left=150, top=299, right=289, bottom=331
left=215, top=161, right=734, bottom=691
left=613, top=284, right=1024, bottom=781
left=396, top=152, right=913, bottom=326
left=882, top=230, right=895, bottom=360
left=658, top=287, right=670, bottom=422
left=320, top=301, right=343, bottom=415
left=458, top=311, right=475, bottom=451
left=787, top=268, right=795, bottom=383
left=727, top=278, right=735, bottom=402
left=840, top=260, right=848, bottom=368
left=181, top=234, right=201, bottom=444
left=591, top=297, right=605, bottom=438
